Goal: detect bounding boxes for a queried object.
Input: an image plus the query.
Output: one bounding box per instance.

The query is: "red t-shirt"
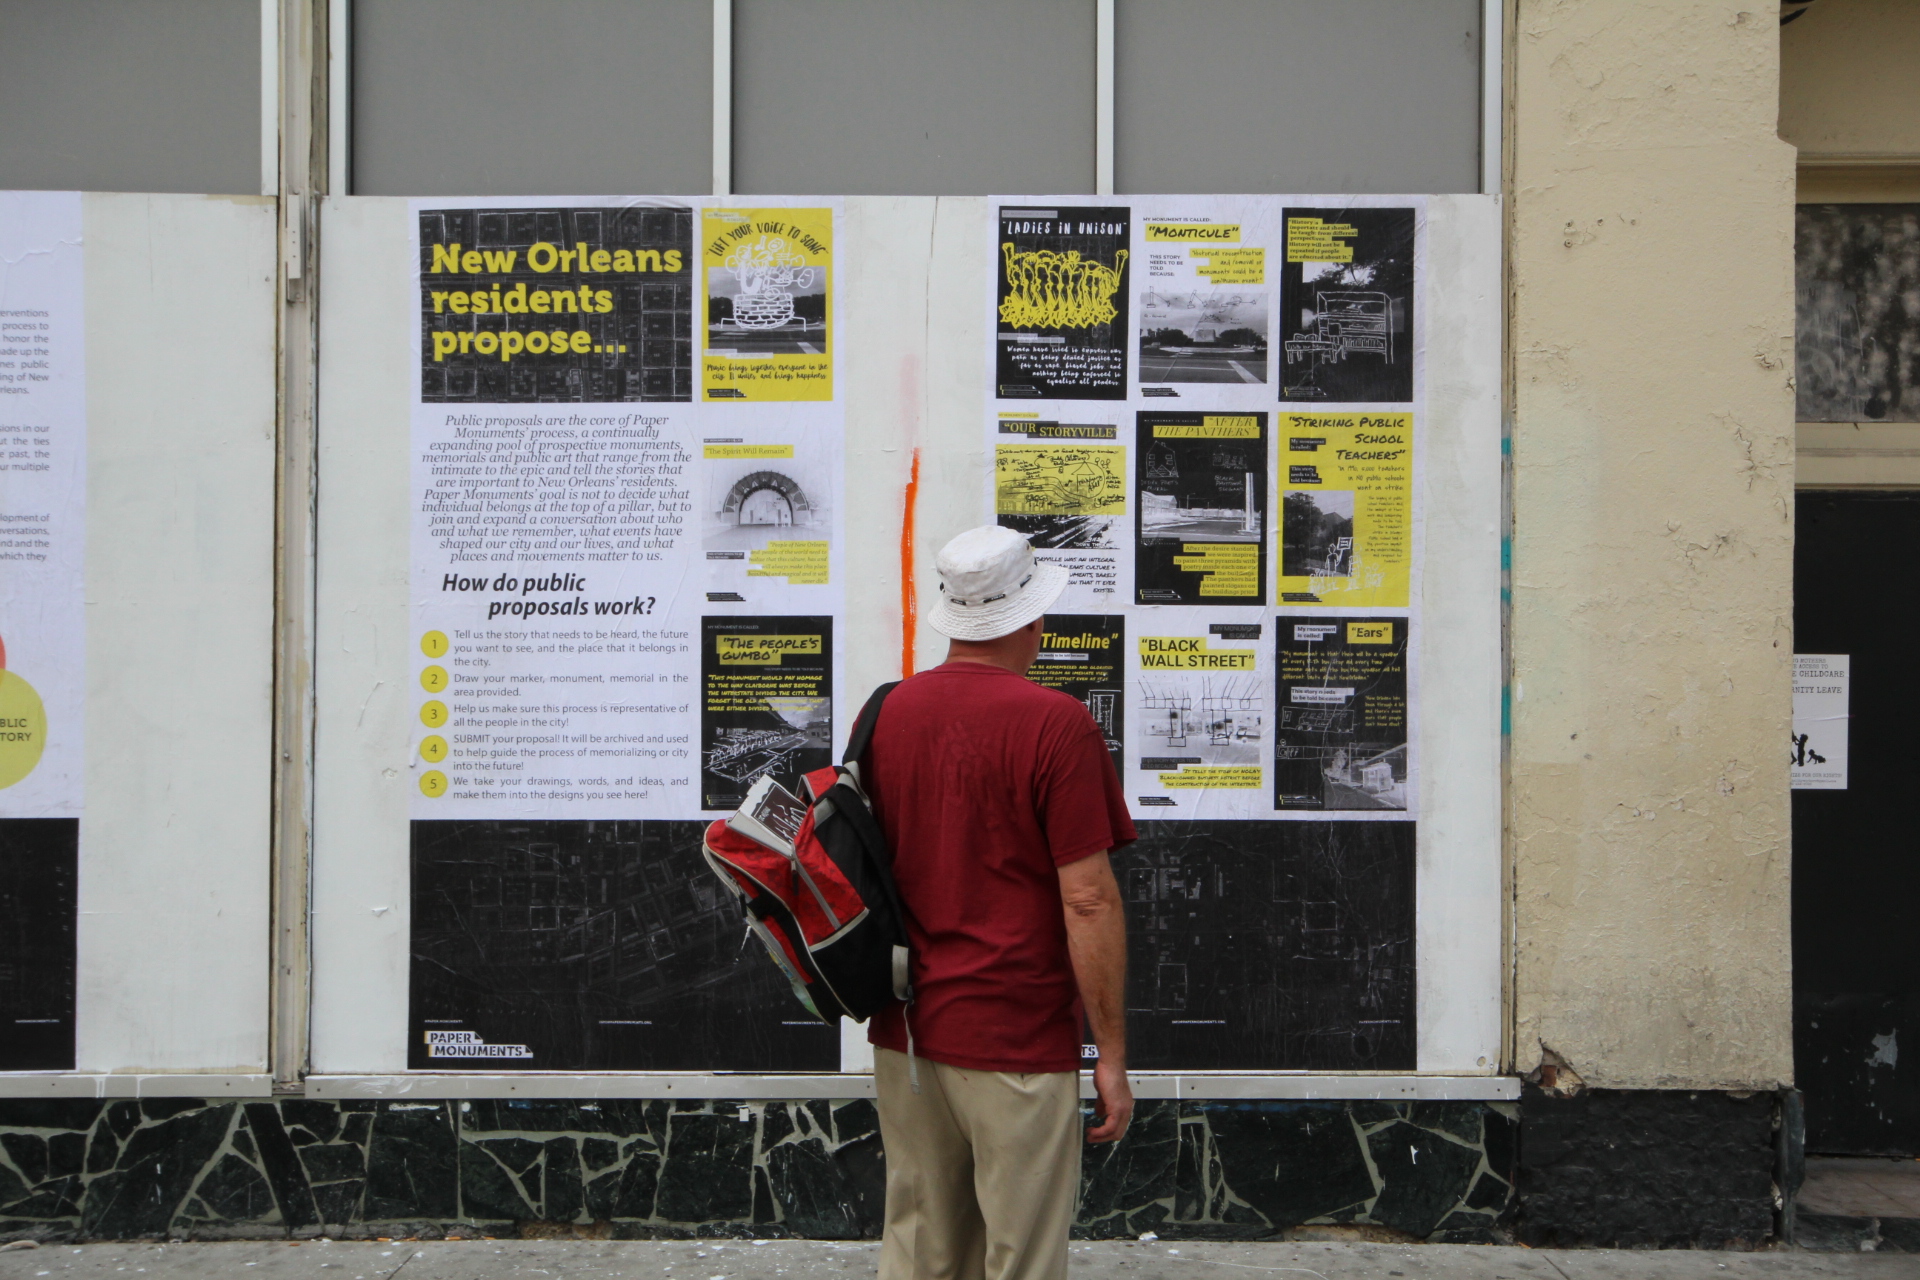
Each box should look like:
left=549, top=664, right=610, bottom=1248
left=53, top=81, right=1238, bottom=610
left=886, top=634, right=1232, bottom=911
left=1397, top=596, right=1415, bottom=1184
left=865, top=661, right=1136, bottom=1073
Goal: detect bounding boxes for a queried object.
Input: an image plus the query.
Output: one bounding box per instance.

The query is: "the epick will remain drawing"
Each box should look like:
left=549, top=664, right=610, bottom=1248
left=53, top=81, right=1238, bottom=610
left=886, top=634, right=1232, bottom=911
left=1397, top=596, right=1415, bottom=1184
left=999, top=244, right=1130, bottom=329
left=723, top=234, right=818, bottom=329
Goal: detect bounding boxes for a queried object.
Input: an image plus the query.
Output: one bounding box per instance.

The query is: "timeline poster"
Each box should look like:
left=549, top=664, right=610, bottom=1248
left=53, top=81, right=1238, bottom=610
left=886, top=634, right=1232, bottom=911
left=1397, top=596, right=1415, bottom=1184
left=701, top=206, right=834, bottom=402
left=995, top=203, right=1131, bottom=400
left=1030, top=615, right=1125, bottom=776
left=700, top=616, right=834, bottom=813
left=1278, top=206, right=1416, bottom=405
left=1135, top=412, right=1268, bottom=606
left=1276, top=412, right=1413, bottom=608
left=1273, top=617, right=1410, bottom=812
left=0, top=191, right=84, bottom=1070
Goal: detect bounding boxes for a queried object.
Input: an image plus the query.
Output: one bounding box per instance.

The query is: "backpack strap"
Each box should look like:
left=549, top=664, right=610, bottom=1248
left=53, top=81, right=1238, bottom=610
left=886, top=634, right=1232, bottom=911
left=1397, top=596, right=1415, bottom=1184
left=842, top=680, right=902, bottom=766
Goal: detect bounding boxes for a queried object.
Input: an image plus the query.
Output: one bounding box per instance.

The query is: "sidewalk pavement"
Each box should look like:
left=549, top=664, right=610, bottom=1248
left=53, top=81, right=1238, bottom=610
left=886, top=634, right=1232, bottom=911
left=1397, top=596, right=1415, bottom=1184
left=0, top=1238, right=1911, bottom=1280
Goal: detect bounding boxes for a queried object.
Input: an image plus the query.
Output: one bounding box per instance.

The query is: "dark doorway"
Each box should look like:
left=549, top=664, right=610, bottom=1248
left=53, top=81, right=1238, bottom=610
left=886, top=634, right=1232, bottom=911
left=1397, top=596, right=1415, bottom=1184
left=1793, top=490, right=1920, bottom=1154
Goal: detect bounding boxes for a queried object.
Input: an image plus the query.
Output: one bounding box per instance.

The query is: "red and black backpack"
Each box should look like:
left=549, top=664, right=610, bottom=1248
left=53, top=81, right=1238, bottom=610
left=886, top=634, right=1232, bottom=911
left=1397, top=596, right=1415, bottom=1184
left=702, top=682, right=909, bottom=1022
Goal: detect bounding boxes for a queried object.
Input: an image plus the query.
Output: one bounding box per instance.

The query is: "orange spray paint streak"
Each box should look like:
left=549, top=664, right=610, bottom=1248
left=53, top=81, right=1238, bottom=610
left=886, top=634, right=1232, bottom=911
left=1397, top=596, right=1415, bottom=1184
left=900, top=449, right=921, bottom=678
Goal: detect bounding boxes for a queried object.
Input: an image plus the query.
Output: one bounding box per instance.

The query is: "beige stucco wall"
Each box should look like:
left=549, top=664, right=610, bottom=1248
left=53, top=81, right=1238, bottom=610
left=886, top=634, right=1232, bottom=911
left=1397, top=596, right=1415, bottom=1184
left=1507, top=3, right=1797, bottom=1088
left=1780, top=0, right=1920, bottom=159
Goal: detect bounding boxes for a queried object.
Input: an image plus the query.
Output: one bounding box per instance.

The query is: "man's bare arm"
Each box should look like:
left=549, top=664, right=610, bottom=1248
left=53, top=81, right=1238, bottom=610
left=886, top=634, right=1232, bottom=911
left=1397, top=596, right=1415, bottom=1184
left=1059, top=850, right=1132, bottom=1143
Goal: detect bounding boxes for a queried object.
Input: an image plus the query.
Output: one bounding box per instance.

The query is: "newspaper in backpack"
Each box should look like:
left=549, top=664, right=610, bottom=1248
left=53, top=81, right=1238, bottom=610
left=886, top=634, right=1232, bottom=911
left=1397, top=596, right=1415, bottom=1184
left=701, top=682, right=911, bottom=1022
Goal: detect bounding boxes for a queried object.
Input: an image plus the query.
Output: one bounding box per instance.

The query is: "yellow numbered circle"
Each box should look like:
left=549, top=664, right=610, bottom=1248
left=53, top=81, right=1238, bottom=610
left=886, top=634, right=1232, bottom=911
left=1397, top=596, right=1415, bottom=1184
left=419, top=700, right=448, bottom=728
left=419, top=734, right=448, bottom=763
left=420, top=630, right=450, bottom=658
left=0, top=670, right=48, bottom=790
left=420, top=665, right=449, bottom=693
left=419, top=770, right=448, bottom=798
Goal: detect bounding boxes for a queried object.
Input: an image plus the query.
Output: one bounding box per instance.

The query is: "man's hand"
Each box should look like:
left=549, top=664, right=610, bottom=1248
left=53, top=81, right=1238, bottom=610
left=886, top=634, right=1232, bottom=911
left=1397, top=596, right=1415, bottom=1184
left=1087, top=1057, right=1133, bottom=1143
left=1059, top=851, right=1130, bottom=1144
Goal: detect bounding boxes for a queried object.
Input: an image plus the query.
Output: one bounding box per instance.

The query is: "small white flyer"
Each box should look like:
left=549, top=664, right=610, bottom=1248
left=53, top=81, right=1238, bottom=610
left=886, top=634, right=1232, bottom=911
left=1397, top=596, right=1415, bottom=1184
left=1791, top=654, right=1848, bottom=790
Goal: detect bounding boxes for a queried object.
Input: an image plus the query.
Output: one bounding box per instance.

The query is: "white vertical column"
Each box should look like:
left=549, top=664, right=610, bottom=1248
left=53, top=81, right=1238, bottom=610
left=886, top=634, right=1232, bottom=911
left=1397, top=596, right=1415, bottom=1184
left=260, top=0, right=280, bottom=195
left=713, top=0, right=733, bottom=197
left=1481, top=0, right=1504, bottom=193
left=328, top=0, right=350, bottom=194
left=1095, top=0, right=1115, bottom=195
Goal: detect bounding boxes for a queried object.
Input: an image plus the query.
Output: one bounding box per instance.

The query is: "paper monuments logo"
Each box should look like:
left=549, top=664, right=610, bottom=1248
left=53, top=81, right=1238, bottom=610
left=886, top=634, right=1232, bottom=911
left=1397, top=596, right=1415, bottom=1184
left=424, top=1029, right=533, bottom=1060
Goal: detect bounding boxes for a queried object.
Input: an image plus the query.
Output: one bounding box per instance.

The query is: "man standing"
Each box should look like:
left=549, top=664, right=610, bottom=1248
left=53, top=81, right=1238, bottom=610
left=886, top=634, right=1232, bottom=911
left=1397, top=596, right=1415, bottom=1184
left=865, top=524, right=1136, bottom=1280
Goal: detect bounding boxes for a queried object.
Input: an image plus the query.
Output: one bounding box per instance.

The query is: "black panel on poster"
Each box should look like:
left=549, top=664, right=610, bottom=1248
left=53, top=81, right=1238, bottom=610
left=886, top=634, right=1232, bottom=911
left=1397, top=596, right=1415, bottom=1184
left=1278, top=208, right=1415, bottom=405
left=995, top=205, right=1131, bottom=400
left=1118, top=819, right=1415, bottom=1072
left=409, top=819, right=838, bottom=1071
left=0, top=818, right=77, bottom=1070
left=418, top=205, right=694, bottom=403
left=699, top=616, right=834, bottom=813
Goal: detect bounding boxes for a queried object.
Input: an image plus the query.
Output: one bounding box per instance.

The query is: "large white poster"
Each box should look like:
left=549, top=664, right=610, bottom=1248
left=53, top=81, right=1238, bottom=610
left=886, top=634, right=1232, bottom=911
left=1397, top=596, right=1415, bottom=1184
left=986, top=196, right=1422, bottom=824
left=408, top=198, right=845, bottom=822
left=0, top=190, right=83, bottom=1072
left=0, top=190, right=84, bottom=816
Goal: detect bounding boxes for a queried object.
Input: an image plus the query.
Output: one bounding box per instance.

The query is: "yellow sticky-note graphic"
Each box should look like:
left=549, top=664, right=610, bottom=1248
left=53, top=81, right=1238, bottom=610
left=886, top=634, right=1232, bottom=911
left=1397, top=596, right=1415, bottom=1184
left=1286, top=217, right=1358, bottom=263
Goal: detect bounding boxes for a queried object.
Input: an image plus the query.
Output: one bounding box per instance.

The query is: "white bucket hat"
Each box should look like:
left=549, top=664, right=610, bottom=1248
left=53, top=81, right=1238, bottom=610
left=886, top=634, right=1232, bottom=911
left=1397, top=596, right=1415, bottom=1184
left=927, top=525, right=1069, bottom=641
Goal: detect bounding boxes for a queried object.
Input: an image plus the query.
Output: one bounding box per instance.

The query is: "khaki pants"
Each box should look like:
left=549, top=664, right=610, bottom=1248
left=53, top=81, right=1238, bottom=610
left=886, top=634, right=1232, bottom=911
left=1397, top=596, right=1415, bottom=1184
left=875, top=1047, right=1081, bottom=1280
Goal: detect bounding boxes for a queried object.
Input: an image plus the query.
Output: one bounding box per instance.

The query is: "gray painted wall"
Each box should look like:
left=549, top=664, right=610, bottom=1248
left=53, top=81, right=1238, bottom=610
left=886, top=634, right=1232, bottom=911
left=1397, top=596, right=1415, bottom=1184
left=0, top=0, right=259, bottom=194
left=0, top=1, right=1486, bottom=199
left=1117, top=0, right=1483, bottom=194
left=732, top=0, right=1096, bottom=196
left=351, top=0, right=713, bottom=196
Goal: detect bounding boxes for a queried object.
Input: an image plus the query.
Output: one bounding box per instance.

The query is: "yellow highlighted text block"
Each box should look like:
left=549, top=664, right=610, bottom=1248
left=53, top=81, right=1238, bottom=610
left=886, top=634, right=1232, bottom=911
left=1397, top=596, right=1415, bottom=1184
left=1286, top=217, right=1357, bottom=263
left=1154, top=416, right=1260, bottom=439
left=1191, top=247, right=1264, bottom=284
left=716, top=633, right=823, bottom=664
left=1159, top=766, right=1263, bottom=789
left=705, top=444, right=795, bottom=459
left=747, top=540, right=830, bottom=585
left=1138, top=637, right=1256, bottom=670
left=1174, top=543, right=1260, bottom=597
